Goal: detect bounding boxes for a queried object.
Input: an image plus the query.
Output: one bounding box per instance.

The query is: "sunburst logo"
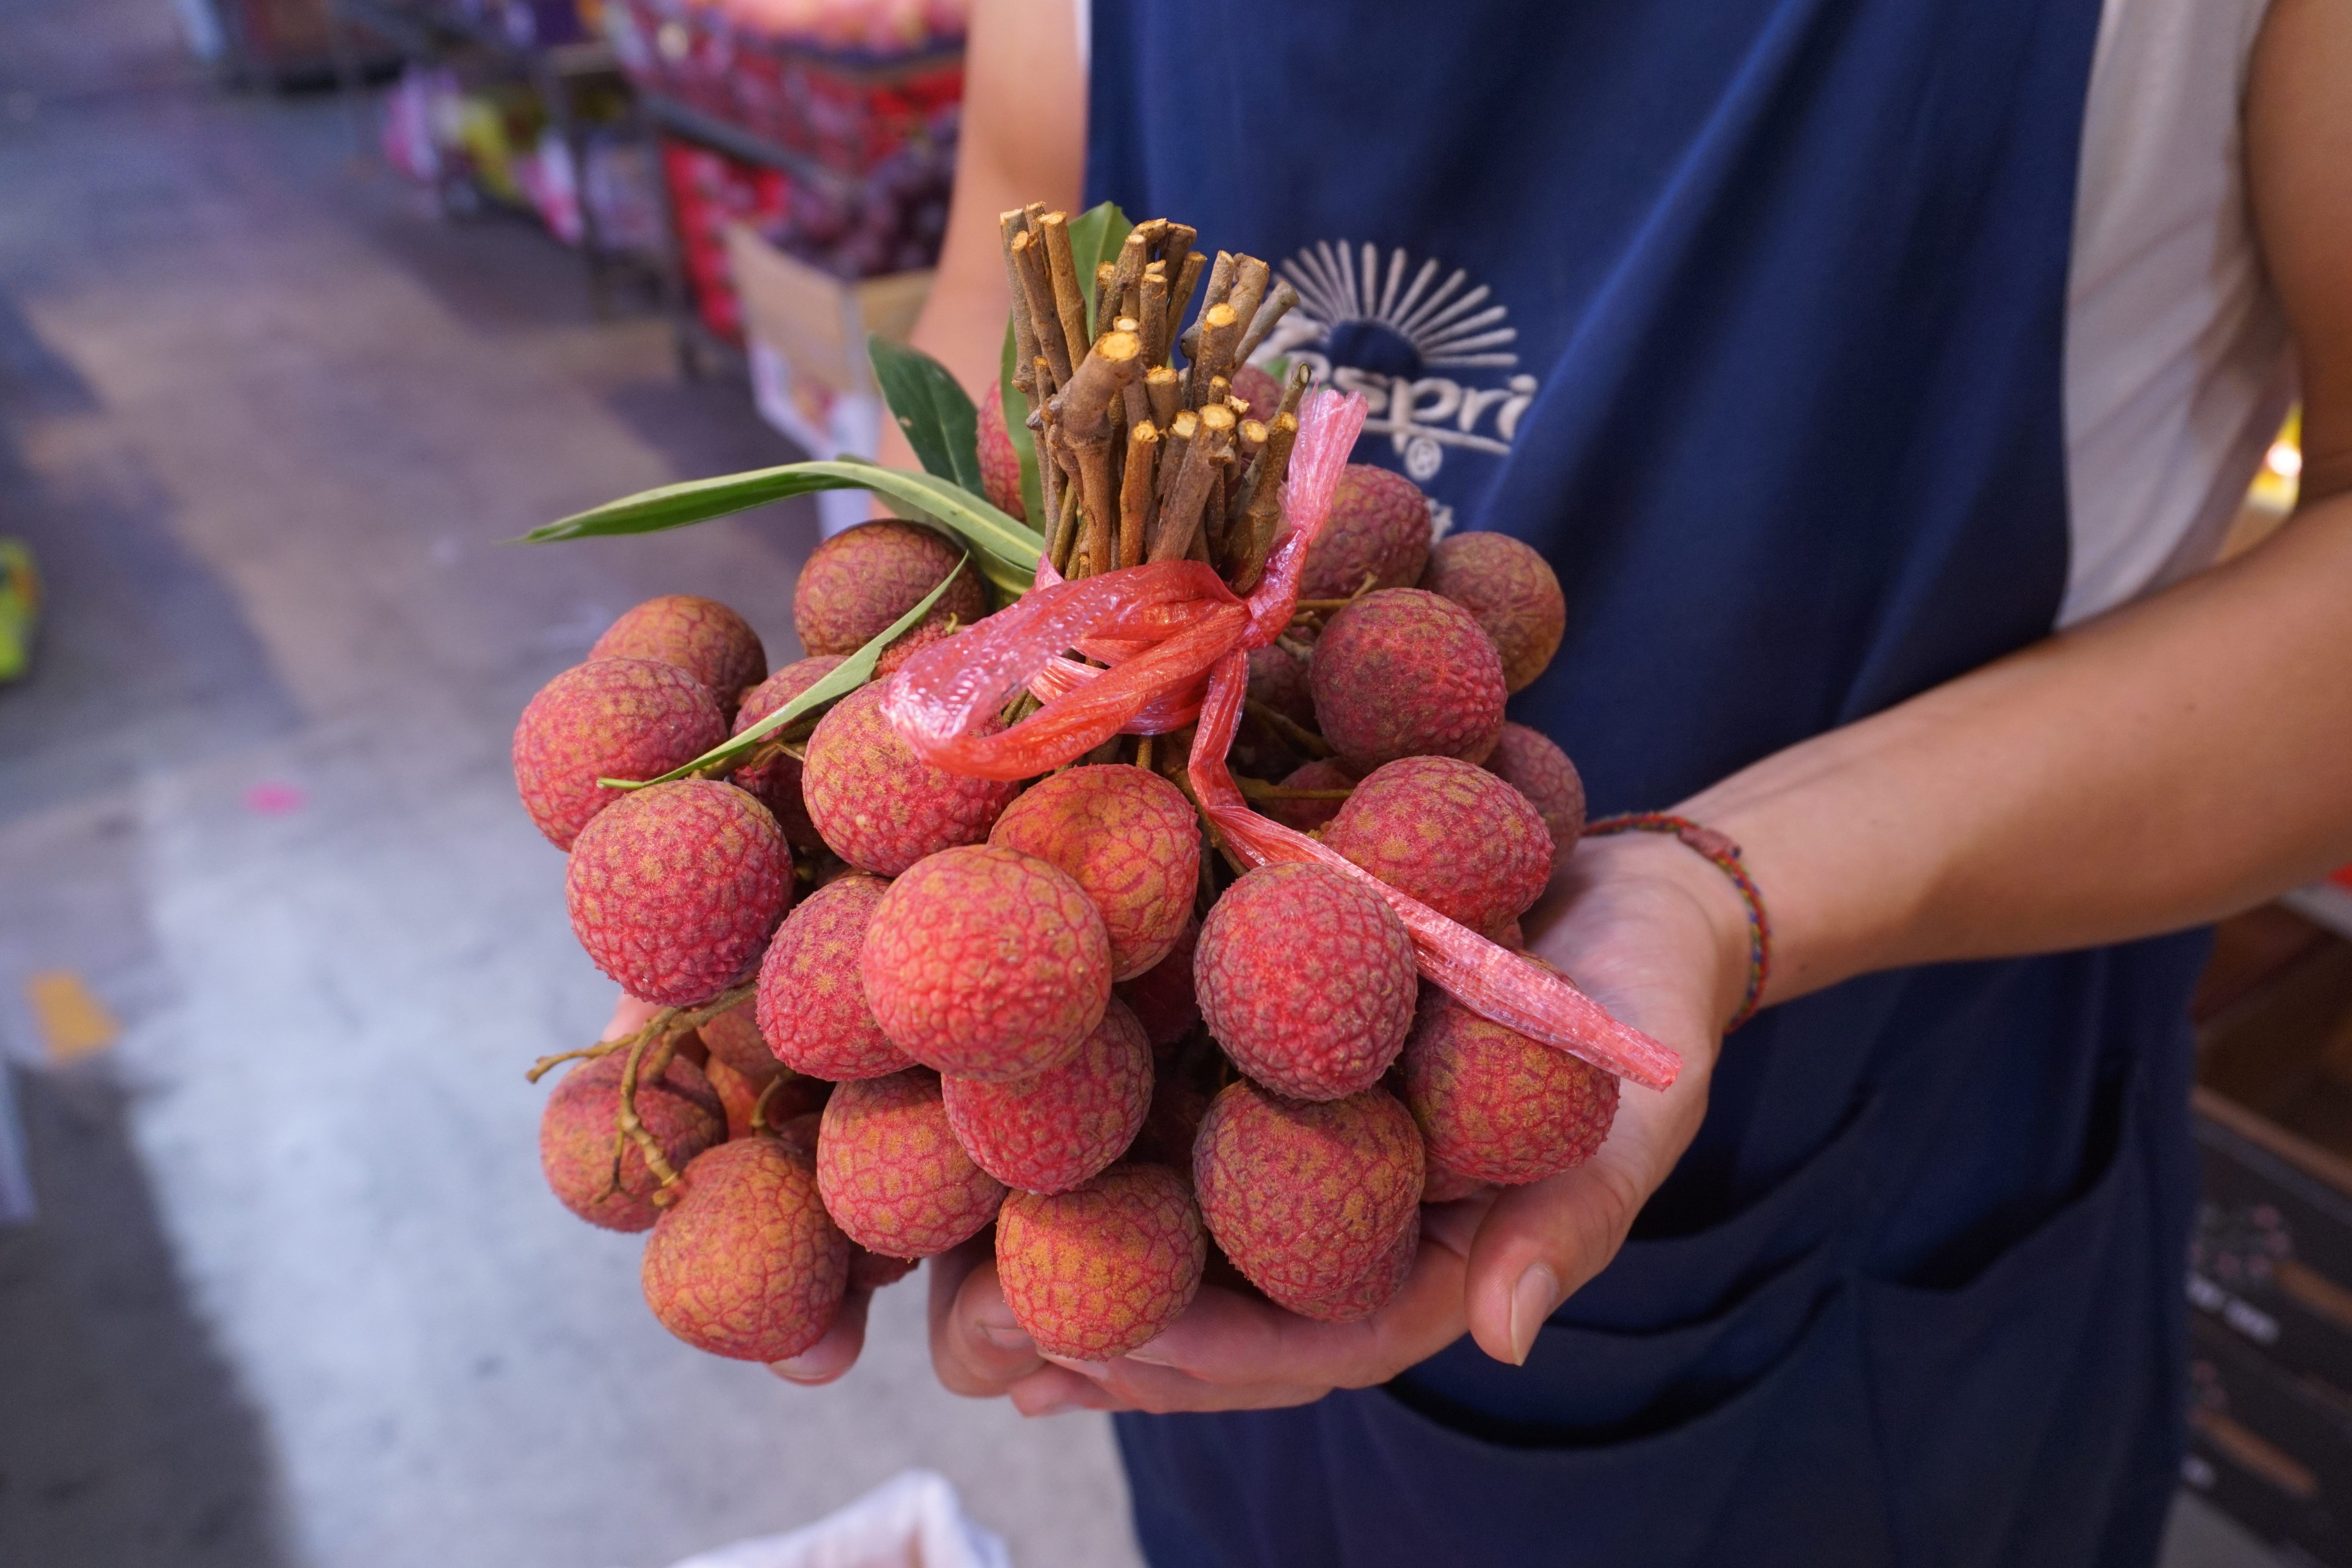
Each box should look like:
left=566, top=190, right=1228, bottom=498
left=1255, top=242, right=1539, bottom=489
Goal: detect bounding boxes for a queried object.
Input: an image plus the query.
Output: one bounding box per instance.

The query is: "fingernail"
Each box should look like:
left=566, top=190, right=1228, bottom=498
left=973, top=1318, right=1033, bottom=1350
left=1508, top=1264, right=1560, bottom=1366
left=1043, top=1354, right=1110, bottom=1380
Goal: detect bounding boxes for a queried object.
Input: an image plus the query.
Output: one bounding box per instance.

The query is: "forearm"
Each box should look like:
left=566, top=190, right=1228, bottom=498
left=1684, top=486, right=2352, bottom=1004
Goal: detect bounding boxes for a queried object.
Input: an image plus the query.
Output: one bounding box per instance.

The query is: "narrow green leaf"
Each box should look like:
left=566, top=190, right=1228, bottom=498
left=601, top=559, right=971, bottom=789
left=868, top=335, right=989, bottom=504
left=1001, top=314, right=1045, bottom=533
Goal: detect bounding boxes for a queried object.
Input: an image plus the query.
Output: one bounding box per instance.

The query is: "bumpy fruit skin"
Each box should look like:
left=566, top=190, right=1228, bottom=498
left=944, top=999, right=1153, bottom=1193
left=1419, top=533, right=1566, bottom=694
left=988, top=765, right=1199, bottom=980
left=566, top=780, right=793, bottom=1006
left=793, top=520, right=988, bottom=658
left=641, top=1136, right=849, bottom=1361
left=756, top=873, right=915, bottom=1080
left=977, top=381, right=1026, bottom=521
left=1275, top=1209, right=1419, bottom=1323
left=1299, top=465, right=1432, bottom=600
left=1310, top=589, right=1507, bottom=773
left=1117, top=918, right=1200, bottom=1051
left=1321, top=756, right=1552, bottom=936
left=1403, top=987, right=1618, bottom=1185
left=817, top=1069, right=1005, bottom=1258
left=697, top=994, right=782, bottom=1085
left=590, top=595, right=767, bottom=717
left=1247, top=644, right=1316, bottom=729
left=861, top=845, right=1112, bottom=1082
left=1192, top=1082, right=1424, bottom=1305
left=1422, top=1154, right=1488, bottom=1205
left=1267, top=759, right=1356, bottom=833
left=1230, top=363, right=1282, bottom=426
left=1483, top=722, right=1586, bottom=863
left=996, top=1165, right=1206, bottom=1359
left=803, top=682, right=1018, bottom=875
left=850, top=1248, right=918, bottom=1290
left=540, top=1051, right=724, bottom=1232
left=1195, top=863, right=1417, bottom=1100
left=514, top=658, right=727, bottom=850
left=1130, top=1060, right=1213, bottom=1177
left=731, top=656, right=844, bottom=851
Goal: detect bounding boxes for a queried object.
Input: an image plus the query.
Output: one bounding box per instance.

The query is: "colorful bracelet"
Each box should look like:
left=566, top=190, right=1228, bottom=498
left=1581, top=811, right=1772, bottom=1033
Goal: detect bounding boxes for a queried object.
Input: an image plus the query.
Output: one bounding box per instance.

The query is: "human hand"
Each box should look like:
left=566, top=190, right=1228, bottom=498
left=929, top=830, right=1749, bottom=1416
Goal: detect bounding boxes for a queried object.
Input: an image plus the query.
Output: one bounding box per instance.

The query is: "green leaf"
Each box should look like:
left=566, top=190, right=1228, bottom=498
left=1001, top=315, right=1045, bottom=531
left=868, top=335, right=989, bottom=505
left=601, top=559, right=972, bottom=789
left=520, top=458, right=1039, bottom=597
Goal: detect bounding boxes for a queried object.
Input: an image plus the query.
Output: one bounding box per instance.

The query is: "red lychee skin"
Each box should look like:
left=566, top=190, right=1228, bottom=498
left=540, top=1051, right=724, bottom=1232
left=1266, top=759, right=1356, bottom=833
left=1192, top=1082, right=1425, bottom=1306
left=1320, top=756, right=1553, bottom=937
left=1247, top=643, right=1316, bottom=729
left=1422, top=1153, right=1489, bottom=1205
left=731, top=655, right=844, bottom=852
left=513, top=658, right=728, bottom=850
left=1298, top=465, right=1432, bottom=600
left=872, top=614, right=966, bottom=679
left=1419, top=533, right=1566, bottom=695
left=792, top=520, right=989, bottom=658
left=802, top=681, right=1019, bottom=875
left=850, top=1248, right=918, bottom=1290
left=1310, top=588, right=1507, bottom=773
left=817, top=1069, right=1006, bottom=1259
left=988, top=765, right=1200, bottom=981
left=642, top=1135, right=850, bottom=1361
left=1403, top=986, right=1619, bottom=1185
left=996, top=1164, right=1206, bottom=1360
left=1129, top=1059, right=1212, bottom=1180
left=756, top=873, right=916, bottom=1080
left=590, top=595, right=767, bottom=717
left=944, top=999, right=1152, bottom=1194
left=978, top=381, right=1027, bottom=521
left=697, top=994, right=782, bottom=1087
left=1116, top=918, right=1200, bottom=1051
left=1194, top=862, right=1418, bottom=1101
left=1273, top=1209, right=1419, bottom=1323
left=565, top=780, right=794, bottom=1007
left=861, top=845, right=1112, bottom=1082
left=1483, top=722, right=1587, bottom=864
left=1230, top=363, right=1283, bottom=426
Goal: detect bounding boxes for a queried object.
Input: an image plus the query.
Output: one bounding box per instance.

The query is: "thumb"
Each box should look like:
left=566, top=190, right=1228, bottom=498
left=1461, top=1150, right=1651, bottom=1367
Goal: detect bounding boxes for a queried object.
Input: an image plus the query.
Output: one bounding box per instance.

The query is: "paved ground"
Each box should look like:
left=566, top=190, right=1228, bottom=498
left=0, top=4, right=2302, bottom=1567
left=0, top=7, right=1140, bottom=1566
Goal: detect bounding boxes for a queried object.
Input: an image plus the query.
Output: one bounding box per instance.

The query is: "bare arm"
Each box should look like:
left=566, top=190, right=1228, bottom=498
left=1686, top=0, right=2352, bottom=1005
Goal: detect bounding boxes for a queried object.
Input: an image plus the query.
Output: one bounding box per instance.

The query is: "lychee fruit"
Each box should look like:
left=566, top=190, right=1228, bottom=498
left=1265, top=758, right=1355, bottom=833
left=944, top=998, right=1152, bottom=1193
left=1276, top=1209, right=1419, bottom=1323
left=1116, top=918, right=1200, bottom=1051
left=1483, top=722, right=1586, bottom=863
left=1298, top=465, right=1432, bottom=600
left=871, top=613, right=968, bottom=679
left=1419, top=533, right=1565, bottom=694
left=817, top=1068, right=1006, bottom=1259
left=1192, top=1081, right=1425, bottom=1307
left=1402, top=986, right=1618, bottom=1185
left=590, top=595, right=767, bottom=717
left=995, top=1164, right=1206, bottom=1359
left=1423, top=1152, right=1488, bottom=1205
left=513, top=658, right=728, bottom=849
left=1310, top=588, right=1506, bottom=773
left=1320, top=756, right=1552, bottom=936
left=988, top=765, right=1199, bottom=980
left=793, top=519, right=988, bottom=659
left=641, top=1135, right=849, bottom=1361
left=1129, top=1059, right=1213, bottom=1177
left=802, top=681, right=1019, bottom=875
left=1194, top=862, right=1417, bottom=1101
left=850, top=1248, right=919, bottom=1290
left=566, top=780, right=793, bottom=1007
left=756, top=873, right=915, bottom=1080
left=1230, top=363, right=1282, bottom=426
left=539, top=1050, right=725, bottom=1232
left=1246, top=644, right=1316, bottom=729
left=977, top=381, right=1026, bottom=521
left=730, top=655, right=844, bottom=851
left=860, top=845, right=1112, bottom=1082
left=697, top=993, right=781, bottom=1086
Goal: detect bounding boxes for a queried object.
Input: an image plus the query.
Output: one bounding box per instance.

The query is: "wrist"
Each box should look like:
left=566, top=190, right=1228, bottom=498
left=1568, top=829, right=1758, bottom=1036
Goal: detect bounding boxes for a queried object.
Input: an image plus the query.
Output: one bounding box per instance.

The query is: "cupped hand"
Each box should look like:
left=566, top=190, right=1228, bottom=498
left=930, top=830, right=1750, bottom=1417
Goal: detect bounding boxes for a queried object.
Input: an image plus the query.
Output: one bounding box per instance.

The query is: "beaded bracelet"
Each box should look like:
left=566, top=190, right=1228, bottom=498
left=1581, top=811, right=1772, bottom=1033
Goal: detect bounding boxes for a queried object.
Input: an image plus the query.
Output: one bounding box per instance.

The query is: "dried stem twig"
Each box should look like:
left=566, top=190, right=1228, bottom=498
left=1040, top=213, right=1095, bottom=386
left=1120, top=420, right=1159, bottom=568
left=1246, top=698, right=1334, bottom=758
left=1235, top=279, right=1300, bottom=365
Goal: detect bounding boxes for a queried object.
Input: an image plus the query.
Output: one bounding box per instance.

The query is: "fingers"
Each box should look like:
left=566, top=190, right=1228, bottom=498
left=768, top=1287, right=870, bottom=1385
left=1462, top=1152, right=1651, bottom=1367
left=928, top=1240, right=1047, bottom=1397
left=603, top=991, right=662, bottom=1042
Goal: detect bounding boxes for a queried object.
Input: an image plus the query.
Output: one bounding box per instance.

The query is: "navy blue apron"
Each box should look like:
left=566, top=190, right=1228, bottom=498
left=1088, top=2, right=2206, bottom=1563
